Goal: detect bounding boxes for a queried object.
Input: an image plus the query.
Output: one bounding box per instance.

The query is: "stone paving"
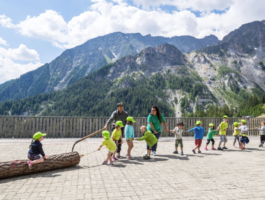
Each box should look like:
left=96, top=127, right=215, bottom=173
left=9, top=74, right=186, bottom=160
left=0, top=136, right=265, bottom=200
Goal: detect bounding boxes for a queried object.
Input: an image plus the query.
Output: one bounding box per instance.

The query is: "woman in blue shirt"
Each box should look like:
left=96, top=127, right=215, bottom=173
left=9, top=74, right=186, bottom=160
left=147, top=105, right=168, bottom=156
left=125, top=117, right=136, bottom=159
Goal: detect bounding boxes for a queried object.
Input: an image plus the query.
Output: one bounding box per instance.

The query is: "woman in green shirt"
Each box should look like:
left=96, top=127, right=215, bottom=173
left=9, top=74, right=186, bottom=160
left=147, top=105, right=168, bottom=155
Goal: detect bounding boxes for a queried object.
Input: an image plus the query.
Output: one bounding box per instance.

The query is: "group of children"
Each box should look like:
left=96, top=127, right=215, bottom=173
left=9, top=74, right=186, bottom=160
left=27, top=116, right=265, bottom=167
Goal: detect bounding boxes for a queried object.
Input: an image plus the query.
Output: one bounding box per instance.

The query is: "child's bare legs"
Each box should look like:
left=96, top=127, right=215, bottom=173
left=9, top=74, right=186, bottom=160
left=194, top=146, right=198, bottom=151
left=31, top=157, right=44, bottom=165
left=223, top=142, right=226, bottom=147
left=175, top=147, right=178, bottom=151
left=218, top=142, right=222, bottom=148
left=127, top=140, right=133, bottom=156
left=198, top=147, right=201, bottom=152
left=112, top=150, right=117, bottom=158
left=205, top=144, right=208, bottom=148
left=147, top=149, right=152, bottom=156
left=181, top=147, right=183, bottom=152
left=107, top=152, right=112, bottom=163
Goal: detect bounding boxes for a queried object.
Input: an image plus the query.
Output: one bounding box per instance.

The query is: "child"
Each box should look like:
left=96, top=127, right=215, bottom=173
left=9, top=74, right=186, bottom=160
left=98, top=130, right=117, bottom=165
left=111, top=121, right=124, bottom=160
left=232, top=122, right=240, bottom=148
left=216, top=115, right=228, bottom=150
left=170, top=121, right=184, bottom=155
left=134, top=126, right=158, bottom=159
left=189, top=121, right=205, bottom=154
left=27, top=132, right=49, bottom=169
left=125, top=116, right=135, bottom=159
left=256, top=121, right=265, bottom=147
left=236, top=119, right=249, bottom=149
left=204, top=123, right=218, bottom=150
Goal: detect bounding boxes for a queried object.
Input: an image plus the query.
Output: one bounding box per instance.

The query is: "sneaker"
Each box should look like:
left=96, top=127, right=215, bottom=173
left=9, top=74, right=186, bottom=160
left=117, top=152, right=121, bottom=158
left=102, top=160, right=108, bottom=165
left=192, top=149, right=195, bottom=154
left=181, top=152, right=184, bottom=156
left=152, top=151, right=156, bottom=156
left=198, top=151, right=201, bottom=153
left=222, top=147, right=228, bottom=149
left=211, top=147, right=216, bottom=150
left=259, top=144, right=263, bottom=147
left=127, top=156, right=131, bottom=160
left=108, top=161, right=114, bottom=165
left=143, top=154, right=150, bottom=159
left=173, top=151, right=178, bottom=154
left=217, top=147, right=223, bottom=150
left=233, top=145, right=236, bottom=148
left=28, top=161, right=33, bottom=169
left=129, top=155, right=134, bottom=159
left=204, top=147, right=208, bottom=151
left=111, top=157, right=115, bottom=162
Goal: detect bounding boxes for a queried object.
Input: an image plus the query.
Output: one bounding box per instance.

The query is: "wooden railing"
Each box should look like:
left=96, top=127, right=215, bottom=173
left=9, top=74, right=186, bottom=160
left=0, top=116, right=264, bottom=138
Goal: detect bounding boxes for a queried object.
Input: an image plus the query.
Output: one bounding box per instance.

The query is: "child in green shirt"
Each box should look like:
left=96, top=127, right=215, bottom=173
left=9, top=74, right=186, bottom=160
left=98, top=130, right=117, bottom=165
left=134, top=126, right=158, bottom=159
left=204, top=123, right=218, bottom=150
left=232, top=122, right=240, bottom=148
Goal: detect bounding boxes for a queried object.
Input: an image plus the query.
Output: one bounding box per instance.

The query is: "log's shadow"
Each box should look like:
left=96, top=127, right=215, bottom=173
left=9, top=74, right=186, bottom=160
left=0, top=165, right=83, bottom=183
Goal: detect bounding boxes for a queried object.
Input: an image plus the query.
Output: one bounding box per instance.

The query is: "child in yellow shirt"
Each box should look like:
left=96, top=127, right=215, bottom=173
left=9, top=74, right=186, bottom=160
left=216, top=115, right=228, bottom=150
left=98, top=130, right=117, bottom=165
left=232, top=122, right=240, bottom=148
left=111, top=121, right=124, bottom=161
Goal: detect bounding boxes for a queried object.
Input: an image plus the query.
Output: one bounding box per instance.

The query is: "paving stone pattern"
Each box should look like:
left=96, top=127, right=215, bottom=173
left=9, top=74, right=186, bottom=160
left=0, top=136, right=264, bottom=200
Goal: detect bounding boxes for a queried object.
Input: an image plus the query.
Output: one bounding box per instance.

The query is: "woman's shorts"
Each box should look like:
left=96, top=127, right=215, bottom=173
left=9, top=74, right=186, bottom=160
left=28, top=153, right=41, bottom=161
left=220, top=135, right=227, bottom=142
left=175, top=139, right=183, bottom=147
left=206, top=139, right=215, bottom=145
left=195, top=139, right=202, bottom=147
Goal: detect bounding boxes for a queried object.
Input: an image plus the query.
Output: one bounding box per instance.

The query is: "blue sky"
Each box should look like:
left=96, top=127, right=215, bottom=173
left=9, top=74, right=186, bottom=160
left=0, top=0, right=265, bottom=83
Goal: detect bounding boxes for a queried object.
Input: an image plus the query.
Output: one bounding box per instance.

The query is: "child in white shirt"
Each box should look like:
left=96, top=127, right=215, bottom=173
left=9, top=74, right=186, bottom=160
left=170, top=122, right=184, bottom=155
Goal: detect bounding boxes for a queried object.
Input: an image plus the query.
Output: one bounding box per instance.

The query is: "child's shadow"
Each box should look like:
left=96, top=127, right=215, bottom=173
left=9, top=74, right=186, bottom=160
left=157, top=154, right=190, bottom=160
left=132, top=156, right=169, bottom=163
left=246, top=148, right=265, bottom=151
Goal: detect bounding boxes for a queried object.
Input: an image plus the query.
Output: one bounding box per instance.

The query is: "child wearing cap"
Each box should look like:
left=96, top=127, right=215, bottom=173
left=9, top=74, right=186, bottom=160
left=125, top=117, right=135, bottom=159
left=189, top=121, right=205, bottom=154
left=98, top=130, right=117, bottom=165
left=236, top=119, right=249, bottom=149
left=134, top=126, right=158, bottom=159
left=232, top=122, right=240, bottom=148
left=216, top=115, right=228, bottom=150
left=204, top=123, right=218, bottom=150
left=111, top=121, right=124, bottom=160
left=256, top=121, right=265, bottom=147
left=27, top=132, right=49, bottom=169
left=170, top=122, right=184, bottom=155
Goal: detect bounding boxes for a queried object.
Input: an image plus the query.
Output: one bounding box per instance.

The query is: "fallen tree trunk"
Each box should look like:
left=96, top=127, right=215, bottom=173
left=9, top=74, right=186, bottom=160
left=0, top=151, right=80, bottom=179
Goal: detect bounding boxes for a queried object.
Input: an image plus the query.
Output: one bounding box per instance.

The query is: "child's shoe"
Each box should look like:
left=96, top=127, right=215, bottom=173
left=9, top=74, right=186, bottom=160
left=222, top=146, right=228, bottom=149
left=102, top=160, right=108, bottom=165
left=151, top=151, right=156, bottom=156
left=192, top=149, right=195, bottom=154
left=233, top=145, right=235, bottom=148
left=113, top=157, right=119, bottom=161
left=204, top=147, right=208, bottom=151
left=108, top=161, right=114, bottom=165
left=130, top=155, right=134, bottom=159
left=181, top=152, right=184, bottom=155
left=117, top=152, right=121, bottom=158
left=127, top=156, right=131, bottom=160
left=259, top=144, right=263, bottom=147
left=217, top=147, right=223, bottom=150
left=143, top=154, right=150, bottom=159
left=28, top=161, right=33, bottom=169
left=173, top=151, right=178, bottom=154
left=198, top=151, right=201, bottom=153
left=211, top=147, right=216, bottom=150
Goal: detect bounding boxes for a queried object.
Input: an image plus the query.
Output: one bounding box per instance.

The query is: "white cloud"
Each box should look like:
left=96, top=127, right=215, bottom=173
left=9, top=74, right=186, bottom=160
left=0, top=44, right=40, bottom=61
left=0, top=0, right=265, bottom=49
left=0, top=37, right=8, bottom=46
left=0, top=57, right=42, bottom=84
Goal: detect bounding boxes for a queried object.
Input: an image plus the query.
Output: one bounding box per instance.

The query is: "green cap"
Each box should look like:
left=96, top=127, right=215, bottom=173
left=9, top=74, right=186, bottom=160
left=233, top=122, right=239, bottom=127
left=127, top=116, right=136, bottom=123
left=102, top=130, right=110, bottom=139
left=115, top=121, right=124, bottom=127
left=240, top=119, right=247, bottom=124
left=33, top=132, right=46, bottom=140
left=223, top=115, right=228, bottom=119
left=196, top=121, right=202, bottom=125
left=209, top=123, right=214, bottom=127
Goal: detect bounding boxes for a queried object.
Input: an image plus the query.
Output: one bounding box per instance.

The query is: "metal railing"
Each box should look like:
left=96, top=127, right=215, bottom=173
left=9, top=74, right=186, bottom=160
left=0, top=116, right=264, bottom=138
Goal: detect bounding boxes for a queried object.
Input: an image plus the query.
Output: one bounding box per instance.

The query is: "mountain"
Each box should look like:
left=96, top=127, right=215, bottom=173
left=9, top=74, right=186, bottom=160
left=0, top=32, right=219, bottom=103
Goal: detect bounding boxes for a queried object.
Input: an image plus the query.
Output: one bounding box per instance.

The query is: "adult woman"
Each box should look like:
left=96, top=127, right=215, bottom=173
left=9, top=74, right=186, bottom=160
left=147, top=105, right=168, bottom=155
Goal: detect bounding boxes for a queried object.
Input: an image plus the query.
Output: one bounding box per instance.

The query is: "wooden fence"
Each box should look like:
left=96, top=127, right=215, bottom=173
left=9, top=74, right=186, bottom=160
left=0, top=116, right=264, bottom=138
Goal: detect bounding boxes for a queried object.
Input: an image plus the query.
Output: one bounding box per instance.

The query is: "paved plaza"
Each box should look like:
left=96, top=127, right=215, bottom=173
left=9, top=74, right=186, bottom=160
left=0, top=136, right=264, bottom=200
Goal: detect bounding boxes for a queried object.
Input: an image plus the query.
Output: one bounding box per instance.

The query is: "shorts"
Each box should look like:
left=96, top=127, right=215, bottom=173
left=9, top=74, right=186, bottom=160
left=147, top=145, right=152, bottom=150
left=240, top=136, right=249, bottom=144
left=109, top=149, right=116, bottom=153
left=195, top=139, right=202, bottom=147
left=127, top=138, right=132, bottom=141
left=233, top=135, right=240, bottom=143
left=206, top=139, right=215, bottom=145
left=28, top=153, right=41, bottom=161
left=220, top=135, right=227, bottom=142
left=175, top=139, right=183, bottom=147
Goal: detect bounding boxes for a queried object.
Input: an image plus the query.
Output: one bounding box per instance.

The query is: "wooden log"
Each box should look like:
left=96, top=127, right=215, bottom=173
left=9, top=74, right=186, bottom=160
left=0, top=151, right=80, bottom=179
